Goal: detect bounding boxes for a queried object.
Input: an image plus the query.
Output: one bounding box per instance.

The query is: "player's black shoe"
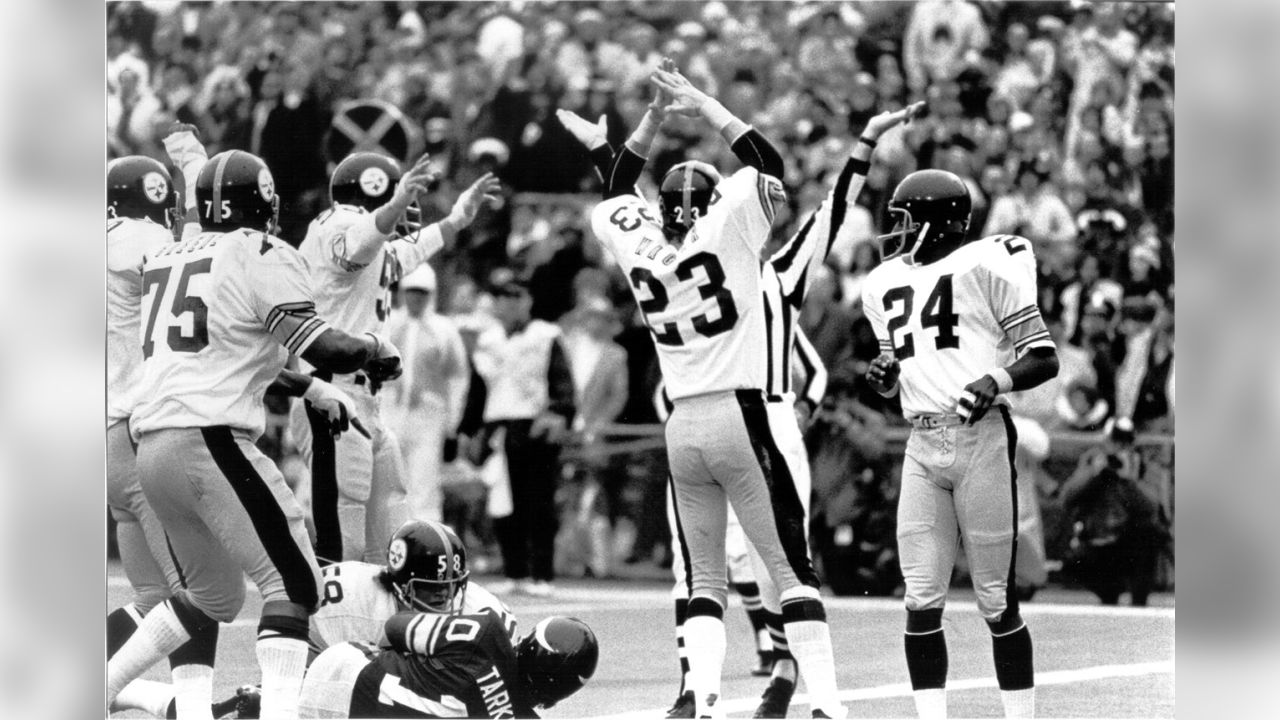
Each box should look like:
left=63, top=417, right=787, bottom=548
left=751, top=650, right=775, bottom=677
left=812, top=711, right=831, bottom=718
left=233, top=685, right=261, bottom=719
left=665, top=690, right=696, bottom=718
left=752, top=676, right=795, bottom=718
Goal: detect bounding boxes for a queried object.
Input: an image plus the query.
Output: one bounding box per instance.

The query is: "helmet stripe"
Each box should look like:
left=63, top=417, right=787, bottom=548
left=534, top=617, right=555, bottom=652
left=425, top=522, right=454, bottom=580
left=211, top=152, right=231, bottom=223
left=681, top=164, right=694, bottom=227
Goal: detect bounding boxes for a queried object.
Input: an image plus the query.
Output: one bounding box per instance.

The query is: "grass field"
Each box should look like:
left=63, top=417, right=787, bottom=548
left=109, top=564, right=1174, bottom=718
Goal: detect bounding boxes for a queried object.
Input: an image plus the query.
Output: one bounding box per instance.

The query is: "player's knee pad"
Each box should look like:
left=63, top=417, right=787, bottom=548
left=168, top=592, right=220, bottom=635
left=985, top=608, right=1024, bottom=636
left=906, top=608, right=944, bottom=634
left=687, top=595, right=726, bottom=620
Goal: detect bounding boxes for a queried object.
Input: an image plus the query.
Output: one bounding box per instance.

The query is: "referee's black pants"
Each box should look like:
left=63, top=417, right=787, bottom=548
left=492, top=419, right=561, bottom=582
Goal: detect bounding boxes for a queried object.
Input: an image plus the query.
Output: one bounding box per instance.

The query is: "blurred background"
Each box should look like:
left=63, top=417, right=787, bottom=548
left=103, top=0, right=1176, bottom=608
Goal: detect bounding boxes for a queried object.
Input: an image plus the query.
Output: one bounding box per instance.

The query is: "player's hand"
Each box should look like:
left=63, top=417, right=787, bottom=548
left=394, top=153, right=441, bottom=204
left=956, top=374, right=1000, bottom=425
left=302, top=378, right=370, bottom=439
left=865, top=353, right=900, bottom=395
left=163, top=121, right=200, bottom=142
left=556, top=109, right=609, bottom=149
left=650, top=60, right=710, bottom=117
left=449, top=172, right=503, bottom=226
left=530, top=412, right=568, bottom=444
left=363, top=333, right=403, bottom=382
left=794, top=399, right=816, bottom=431
left=862, top=100, right=927, bottom=141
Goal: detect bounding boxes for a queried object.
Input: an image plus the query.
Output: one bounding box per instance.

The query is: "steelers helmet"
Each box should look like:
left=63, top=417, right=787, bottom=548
left=516, top=617, right=599, bottom=709
left=876, top=169, right=972, bottom=264
left=384, top=520, right=469, bottom=613
left=658, top=161, right=721, bottom=240
left=195, top=150, right=279, bottom=232
left=108, top=156, right=179, bottom=227
left=330, top=151, right=424, bottom=237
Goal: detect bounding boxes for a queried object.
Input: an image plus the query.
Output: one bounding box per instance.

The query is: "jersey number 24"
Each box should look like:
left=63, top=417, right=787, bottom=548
left=883, top=274, right=959, bottom=360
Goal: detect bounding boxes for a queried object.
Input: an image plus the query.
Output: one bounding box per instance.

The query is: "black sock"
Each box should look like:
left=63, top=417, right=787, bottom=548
left=107, top=605, right=140, bottom=659
left=169, top=621, right=219, bottom=669
left=904, top=609, right=947, bottom=690
left=674, top=598, right=689, bottom=693
left=734, top=582, right=770, bottom=654
left=991, top=625, right=1034, bottom=690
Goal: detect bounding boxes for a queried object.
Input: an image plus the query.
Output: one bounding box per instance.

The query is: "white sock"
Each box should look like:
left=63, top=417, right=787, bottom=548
left=682, top=615, right=726, bottom=715
left=1001, top=687, right=1035, bottom=718
left=108, top=602, right=191, bottom=705
left=772, top=657, right=797, bottom=683
left=784, top=619, right=844, bottom=717
left=173, top=663, right=215, bottom=720
left=257, top=636, right=309, bottom=719
left=111, top=679, right=176, bottom=717
left=912, top=687, right=947, bottom=719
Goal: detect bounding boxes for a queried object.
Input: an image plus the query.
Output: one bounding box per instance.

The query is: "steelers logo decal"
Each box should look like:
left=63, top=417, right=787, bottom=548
left=257, top=168, right=276, bottom=202
left=359, top=167, right=390, bottom=197
left=142, top=172, right=168, bottom=204
left=388, top=538, right=407, bottom=571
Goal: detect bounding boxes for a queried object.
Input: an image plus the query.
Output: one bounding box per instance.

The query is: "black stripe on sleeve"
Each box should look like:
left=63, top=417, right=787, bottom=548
left=201, top=426, right=320, bottom=609
left=762, top=292, right=776, bottom=393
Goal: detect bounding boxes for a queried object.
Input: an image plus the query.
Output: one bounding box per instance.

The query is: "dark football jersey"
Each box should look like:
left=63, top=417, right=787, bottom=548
left=350, top=609, right=536, bottom=718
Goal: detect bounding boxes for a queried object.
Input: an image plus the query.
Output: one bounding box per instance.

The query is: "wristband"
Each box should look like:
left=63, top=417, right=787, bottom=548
left=857, top=136, right=877, bottom=149
left=989, top=367, right=1014, bottom=394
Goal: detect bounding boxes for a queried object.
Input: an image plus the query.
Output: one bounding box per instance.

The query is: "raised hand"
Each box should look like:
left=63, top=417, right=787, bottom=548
left=450, top=172, right=503, bottom=225
left=650, top=59, right=710, bottom=118
left=395, top=153, right=440, bottom=202
left=862, top=100, right=927, bottom=141
left=556, top=109, right=609, bottom=149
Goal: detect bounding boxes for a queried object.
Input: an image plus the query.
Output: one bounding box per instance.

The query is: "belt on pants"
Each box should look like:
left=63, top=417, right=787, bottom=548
left=909, top=413, right=965, bottom=429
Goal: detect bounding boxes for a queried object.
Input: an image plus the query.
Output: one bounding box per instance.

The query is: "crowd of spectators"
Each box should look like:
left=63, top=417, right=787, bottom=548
left=109, top=1, right=1174, bottom=598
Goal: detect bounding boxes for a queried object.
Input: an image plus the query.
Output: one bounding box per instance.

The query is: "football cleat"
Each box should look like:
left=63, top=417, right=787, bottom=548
left=658, top=161, right=721, bottom=241
left=195, top=150, right=279, bottom=233
left=384, top=520, right=469, bottom=613
left=752, top=676, right=795, bottom=718
left=108, top=155, right=180, bottom=228
left=665, top=690, right=696, bottom=718
left=875, top=169, right=972, bottom=265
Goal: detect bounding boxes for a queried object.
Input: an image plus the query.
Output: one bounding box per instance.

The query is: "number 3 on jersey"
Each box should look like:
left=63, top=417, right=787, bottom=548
left=629, top=251, right=738, bottom=346
left=883, top=274, right=959, bottom=360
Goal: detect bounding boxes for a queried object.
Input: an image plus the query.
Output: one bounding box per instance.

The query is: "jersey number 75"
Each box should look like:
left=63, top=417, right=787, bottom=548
left=142, top=259, right=212, bottom=358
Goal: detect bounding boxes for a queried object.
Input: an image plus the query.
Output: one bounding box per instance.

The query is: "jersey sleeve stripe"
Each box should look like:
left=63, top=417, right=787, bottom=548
left=426, top=614, right=446, bottom=655
left=266, top=302, right=317, bottom=332
left=757, top=174, right=775, bottom=225
left=999, top=306, right=1040, bottom=329
left=285, top=318, right=330, bottom=356
left=406, top=614, right=427, bottom=654
left=1014, top=330, right=1053, bottom=351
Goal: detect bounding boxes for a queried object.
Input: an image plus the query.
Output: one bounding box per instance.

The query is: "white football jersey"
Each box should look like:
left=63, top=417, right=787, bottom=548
left=861, top=234, right=1055, bottom=419
left=297, top=204, right=444, bottom=339
left=132, top=229, right=331, bottom=438
left=107, top=217, right=173, bottom=426
left=310, top=560, right=517, bottom=650
left=590, top=167, right=784, bottom=400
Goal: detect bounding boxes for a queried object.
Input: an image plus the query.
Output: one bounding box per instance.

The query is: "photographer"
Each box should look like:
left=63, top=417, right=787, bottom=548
left=807, top=373, right=899, bottom=596
left=1060, top=417, right=1169, bottom=605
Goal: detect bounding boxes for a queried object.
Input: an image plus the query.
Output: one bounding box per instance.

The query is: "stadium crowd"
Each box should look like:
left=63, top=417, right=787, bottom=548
left=108, top=1, right=1174, bottom=601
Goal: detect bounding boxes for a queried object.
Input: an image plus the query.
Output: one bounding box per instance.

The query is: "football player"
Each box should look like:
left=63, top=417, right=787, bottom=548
left=106, top=149, right=403, bottom=719
left=289, top=151, right=502, bottom=565
left=862, top=170, right=1060, bottom=719
left=299, top=614, right=598, bottom=718
left=562, top=59, right=920, bottom=717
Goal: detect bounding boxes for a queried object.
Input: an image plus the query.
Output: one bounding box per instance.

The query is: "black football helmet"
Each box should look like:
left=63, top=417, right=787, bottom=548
left=384, top=520, right=469, bottom=613
left=330, top=152, right=423, bottom=238
left=516, top=617, right=599, bottom=710
left=108, top=155, right=180, bottom=227
left=876, top=169, right=972, bottom=264
left=658, top=161, right=722, bottom=240
left=195, top=150, right=279, bottom=233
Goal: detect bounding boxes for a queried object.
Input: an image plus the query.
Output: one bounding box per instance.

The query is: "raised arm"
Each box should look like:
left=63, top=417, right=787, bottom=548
left=392, top=171, right=503, bottom=275
left=651, top=63, right=784, bottom=178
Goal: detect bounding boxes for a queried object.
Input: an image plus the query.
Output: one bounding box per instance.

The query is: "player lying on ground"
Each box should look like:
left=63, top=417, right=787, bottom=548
left=298, top=613, right=598, bottom=718
left=862, top=169, right=1060, bottom=719
left=112, top=519, right=516, bottom=718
